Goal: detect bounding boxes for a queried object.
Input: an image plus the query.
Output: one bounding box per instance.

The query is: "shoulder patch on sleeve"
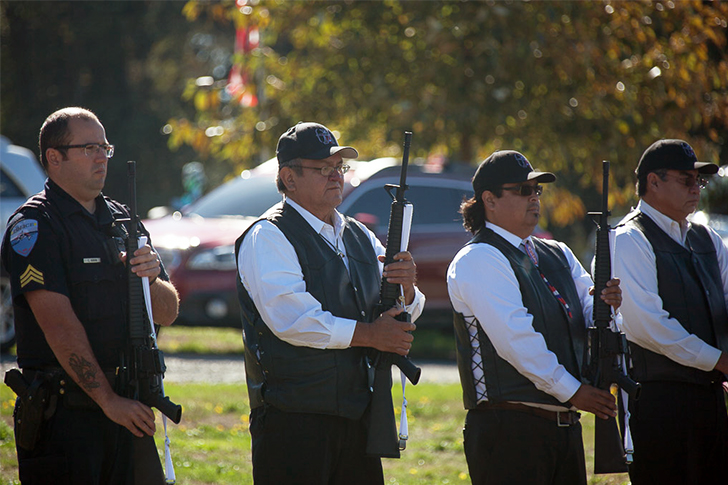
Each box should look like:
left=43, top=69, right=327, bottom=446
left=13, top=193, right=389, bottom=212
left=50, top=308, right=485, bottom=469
left=10, top=219, right=39, bottom=256
left=20, top=264, right=44, bottom=287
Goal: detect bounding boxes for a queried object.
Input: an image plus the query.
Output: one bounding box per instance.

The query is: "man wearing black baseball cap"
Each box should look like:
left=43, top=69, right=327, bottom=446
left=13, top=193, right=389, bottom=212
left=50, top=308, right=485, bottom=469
left=614, top=139, right=728, bottom=485
left=447, top=150, right=621, bottom=485
left=235, top=122, right=426, bottom=483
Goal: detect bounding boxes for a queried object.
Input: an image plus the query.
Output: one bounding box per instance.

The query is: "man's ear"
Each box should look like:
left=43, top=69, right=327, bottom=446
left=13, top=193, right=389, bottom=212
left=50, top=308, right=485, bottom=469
left=45, top=148, right=61, bottom=168
left=280, top=167, right=297, bottom=193
left=646, top=172, right=659, bottom=190
left=482, top=190, right=496, bottom=210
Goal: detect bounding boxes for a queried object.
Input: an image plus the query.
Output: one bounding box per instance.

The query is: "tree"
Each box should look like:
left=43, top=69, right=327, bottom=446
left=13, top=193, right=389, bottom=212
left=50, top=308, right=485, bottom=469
left=0, top=1, right=202, bottom=212
left=169, top=0, right=727, bottom=255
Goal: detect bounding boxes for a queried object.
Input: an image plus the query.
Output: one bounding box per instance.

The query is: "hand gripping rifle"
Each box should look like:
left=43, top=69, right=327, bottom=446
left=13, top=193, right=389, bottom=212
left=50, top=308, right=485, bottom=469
left=122, top=161, right=181, bottom=483
left=584, top=160, right=641, bottom=474
left=122, top=160, right=182, bottom=425
left=365, top=132, right=422, bottom=458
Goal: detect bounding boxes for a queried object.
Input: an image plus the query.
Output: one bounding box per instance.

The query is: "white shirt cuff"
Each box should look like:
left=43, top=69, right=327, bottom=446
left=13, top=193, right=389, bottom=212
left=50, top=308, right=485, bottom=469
left=551, top=372, right=583, bottom=404
left=405, top=287, right=426, bottom=321
left=696, top=344, right=723, bottom=372
left=329, top=317, right=358, bottom=349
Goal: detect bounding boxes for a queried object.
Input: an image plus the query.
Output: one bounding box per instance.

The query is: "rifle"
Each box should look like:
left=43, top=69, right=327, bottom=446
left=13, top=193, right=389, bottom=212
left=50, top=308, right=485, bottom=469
left=365, top=132, right=422, bottom=458
left=121, top=160, right=182, bottom=425
left=584, top=160, right=641, bottom=474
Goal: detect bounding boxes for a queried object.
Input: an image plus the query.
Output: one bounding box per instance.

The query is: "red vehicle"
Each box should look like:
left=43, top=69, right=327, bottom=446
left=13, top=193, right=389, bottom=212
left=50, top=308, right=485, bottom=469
left=144, top=157, right=544, bottom=329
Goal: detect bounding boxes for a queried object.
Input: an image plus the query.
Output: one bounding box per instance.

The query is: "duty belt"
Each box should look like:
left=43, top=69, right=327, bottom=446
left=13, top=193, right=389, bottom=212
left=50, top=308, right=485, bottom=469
left=476, top=401, right=581, bottom=427
left=22, top=367, right=119, bottom=410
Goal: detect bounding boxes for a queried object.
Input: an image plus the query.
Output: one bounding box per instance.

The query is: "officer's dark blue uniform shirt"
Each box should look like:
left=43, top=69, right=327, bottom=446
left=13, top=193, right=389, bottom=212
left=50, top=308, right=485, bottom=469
left=0, top=179, right=168, bottom=369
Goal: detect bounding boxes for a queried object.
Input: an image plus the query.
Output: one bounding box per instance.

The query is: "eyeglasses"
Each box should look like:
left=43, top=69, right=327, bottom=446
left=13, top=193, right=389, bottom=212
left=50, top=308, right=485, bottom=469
left=501, top=184, right=543, bottom=197
left=298, top=164, right=350, bottom=177
left=54, top=143, right=115, bottom=158
left=663, top=174, right=709, bottom=189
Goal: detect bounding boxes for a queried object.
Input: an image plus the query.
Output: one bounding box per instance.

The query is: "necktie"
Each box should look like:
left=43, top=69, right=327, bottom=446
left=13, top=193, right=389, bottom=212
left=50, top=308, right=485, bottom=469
left=522, top=239, right=573, bottom=319
left=523, top=239, right=539, bottom=266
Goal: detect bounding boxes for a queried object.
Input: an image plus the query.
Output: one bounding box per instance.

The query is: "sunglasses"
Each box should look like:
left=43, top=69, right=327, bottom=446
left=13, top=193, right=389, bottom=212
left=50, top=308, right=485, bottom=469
left=501, top=184, right=543, bottom=197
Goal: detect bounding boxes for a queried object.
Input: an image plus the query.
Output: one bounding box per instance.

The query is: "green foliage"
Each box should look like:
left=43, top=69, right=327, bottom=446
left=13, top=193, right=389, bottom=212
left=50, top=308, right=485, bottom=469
left=172, top=0, right=728, bottom=244
left=2, top=1, right=726, bottom=250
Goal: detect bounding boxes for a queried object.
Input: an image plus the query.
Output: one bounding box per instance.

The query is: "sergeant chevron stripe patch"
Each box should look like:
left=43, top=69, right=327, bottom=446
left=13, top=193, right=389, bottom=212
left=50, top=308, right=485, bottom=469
left=20, top=264, right=44, bottom=288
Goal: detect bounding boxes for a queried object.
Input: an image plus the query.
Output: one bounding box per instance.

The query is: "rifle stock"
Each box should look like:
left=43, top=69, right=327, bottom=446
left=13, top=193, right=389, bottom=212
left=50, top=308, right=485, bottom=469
left=123, top=161, right=181, bottom=424
left=365, top=132, right=421, bottom=458
left=585, top=160, right=640, bottom=474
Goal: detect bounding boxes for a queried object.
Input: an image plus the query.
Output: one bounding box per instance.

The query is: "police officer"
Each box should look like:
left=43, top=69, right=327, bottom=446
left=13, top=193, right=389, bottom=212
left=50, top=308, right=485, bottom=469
left=0, top=107, right=179, bottom=484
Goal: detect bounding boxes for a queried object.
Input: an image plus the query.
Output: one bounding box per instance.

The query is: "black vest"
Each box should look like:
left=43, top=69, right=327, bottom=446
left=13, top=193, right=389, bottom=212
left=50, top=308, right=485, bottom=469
left=453, top=228, right=586, bottom=409
left=235, top=203, right=381, bottom=419
left=621, top=212, right=728, bottom=384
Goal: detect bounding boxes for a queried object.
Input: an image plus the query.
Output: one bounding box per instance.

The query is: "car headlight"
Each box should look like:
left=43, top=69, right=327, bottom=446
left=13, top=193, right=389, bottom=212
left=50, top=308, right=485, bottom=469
left=186, top=245, right=237, bottom=271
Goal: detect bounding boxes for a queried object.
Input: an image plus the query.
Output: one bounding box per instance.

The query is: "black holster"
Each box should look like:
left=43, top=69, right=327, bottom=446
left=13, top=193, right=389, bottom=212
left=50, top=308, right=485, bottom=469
left=4, top=368, right=55, bottom=451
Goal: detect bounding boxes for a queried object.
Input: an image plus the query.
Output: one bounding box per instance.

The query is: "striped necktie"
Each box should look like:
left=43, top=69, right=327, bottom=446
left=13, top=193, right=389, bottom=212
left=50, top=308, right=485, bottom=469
left=522, top=239, right=573, bottom=319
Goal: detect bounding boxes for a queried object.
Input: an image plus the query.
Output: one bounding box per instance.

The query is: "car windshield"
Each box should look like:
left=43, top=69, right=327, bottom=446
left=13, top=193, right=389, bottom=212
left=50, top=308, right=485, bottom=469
left=185, top=175, right=282, bottom=218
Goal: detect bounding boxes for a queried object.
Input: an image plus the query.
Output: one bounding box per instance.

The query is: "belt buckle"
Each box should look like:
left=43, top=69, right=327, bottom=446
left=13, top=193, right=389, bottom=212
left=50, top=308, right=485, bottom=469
left=556, top=411, right=571, bottom=427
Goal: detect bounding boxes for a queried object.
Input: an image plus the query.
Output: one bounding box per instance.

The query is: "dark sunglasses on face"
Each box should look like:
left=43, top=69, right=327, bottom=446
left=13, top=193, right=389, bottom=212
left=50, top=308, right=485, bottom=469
left=501, top=184, right=543, bottom=197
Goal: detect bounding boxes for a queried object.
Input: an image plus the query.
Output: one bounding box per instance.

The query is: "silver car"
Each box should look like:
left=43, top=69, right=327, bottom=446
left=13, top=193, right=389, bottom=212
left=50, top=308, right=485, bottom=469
left=1, top=136, right=46, bottom=352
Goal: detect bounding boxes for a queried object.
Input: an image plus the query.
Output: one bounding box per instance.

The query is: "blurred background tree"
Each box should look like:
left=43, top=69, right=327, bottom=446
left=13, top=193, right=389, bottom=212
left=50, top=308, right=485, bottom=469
left=0, top=1, right=202, bottom=209
left=2, top=0, right=727, bottom=257
left=168, top=0, right=728, bottom=251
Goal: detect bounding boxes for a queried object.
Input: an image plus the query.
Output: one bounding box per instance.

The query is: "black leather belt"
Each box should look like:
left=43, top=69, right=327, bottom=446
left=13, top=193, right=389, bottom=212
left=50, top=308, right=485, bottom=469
left=476, top=401, right=581, bottom=427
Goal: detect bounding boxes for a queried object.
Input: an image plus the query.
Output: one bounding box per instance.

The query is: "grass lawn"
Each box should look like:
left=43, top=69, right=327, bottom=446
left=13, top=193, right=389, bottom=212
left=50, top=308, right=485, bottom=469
left=0, top=381, right=629, bottom=484
left=154, top=325, right=458, bottom=361
left=0, top=327, right=630, bottom=484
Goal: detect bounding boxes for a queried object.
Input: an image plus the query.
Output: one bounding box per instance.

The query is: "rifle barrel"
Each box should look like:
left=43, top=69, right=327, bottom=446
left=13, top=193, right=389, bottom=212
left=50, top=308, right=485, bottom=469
left=398, top=132, right=412, bottom=193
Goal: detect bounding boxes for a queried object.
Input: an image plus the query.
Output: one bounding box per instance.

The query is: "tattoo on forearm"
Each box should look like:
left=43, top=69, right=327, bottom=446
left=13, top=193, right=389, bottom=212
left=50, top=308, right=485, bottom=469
left=68, top=353, right=101, bottom=391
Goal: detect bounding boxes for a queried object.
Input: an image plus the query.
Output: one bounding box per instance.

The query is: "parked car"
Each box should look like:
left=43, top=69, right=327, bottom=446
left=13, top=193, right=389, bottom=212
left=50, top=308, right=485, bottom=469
left=144, top=157, right=550, bottom=330
left=689, top=210, right=728, bottom=245
left=1, top=136, right=46, bottom=352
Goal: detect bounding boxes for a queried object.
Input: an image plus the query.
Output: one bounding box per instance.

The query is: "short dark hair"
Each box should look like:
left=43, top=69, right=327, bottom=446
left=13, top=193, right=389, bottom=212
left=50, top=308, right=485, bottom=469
left=38, top=107, right=100, bottom=170
left=460, top=187, right=504, bottom=234
left=636, top=168, right=668, bottom=197
left=275, top=158, right=304, bottom=194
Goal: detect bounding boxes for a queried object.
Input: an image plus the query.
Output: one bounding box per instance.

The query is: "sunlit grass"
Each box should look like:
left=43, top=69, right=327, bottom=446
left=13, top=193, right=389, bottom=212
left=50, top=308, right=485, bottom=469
left=155, top=325, right=457, bottom=361
left=0, top=381, right=629, bottom=484
left=157, top=326, right=244, bottom=355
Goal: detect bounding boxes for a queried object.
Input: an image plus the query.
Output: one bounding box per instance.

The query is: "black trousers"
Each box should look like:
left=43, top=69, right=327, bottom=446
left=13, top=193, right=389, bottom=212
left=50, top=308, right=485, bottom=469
left=15, top=398, right=164, bottom=485
left=463, top=407, right=587, bottom=485
left=249, top=406, right=384, bottom=485
left=628, top=381, right=728, bottom=485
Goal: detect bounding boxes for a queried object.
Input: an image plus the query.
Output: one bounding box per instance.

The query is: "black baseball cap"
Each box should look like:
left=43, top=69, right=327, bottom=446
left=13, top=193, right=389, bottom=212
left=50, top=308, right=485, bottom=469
left=636, top=139, right=718, bottom=177
left=472, top=150, right=556, bottom=197
left=276, top=122, right=358, bottom=165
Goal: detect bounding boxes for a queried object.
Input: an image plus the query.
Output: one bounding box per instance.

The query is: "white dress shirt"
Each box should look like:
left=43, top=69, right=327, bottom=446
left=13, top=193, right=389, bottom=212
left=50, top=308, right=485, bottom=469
left=238, top=199, right=425, bottom=350
left=613, top=200, right=727, bottom=371
left=447, top=222, right=595, bottom=405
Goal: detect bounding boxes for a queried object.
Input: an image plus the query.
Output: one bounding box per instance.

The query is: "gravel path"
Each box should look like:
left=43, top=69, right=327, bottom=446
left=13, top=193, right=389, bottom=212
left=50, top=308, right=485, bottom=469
left=1, top=354, right=459, bottom=385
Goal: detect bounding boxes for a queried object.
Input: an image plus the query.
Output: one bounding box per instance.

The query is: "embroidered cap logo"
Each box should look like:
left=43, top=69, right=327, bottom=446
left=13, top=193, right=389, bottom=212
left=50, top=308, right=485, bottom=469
left=680, top=142, right=696, bottom=161
left=514, top=153, right=531, bottom=170
left=316, top=128, right=335, bottom=146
